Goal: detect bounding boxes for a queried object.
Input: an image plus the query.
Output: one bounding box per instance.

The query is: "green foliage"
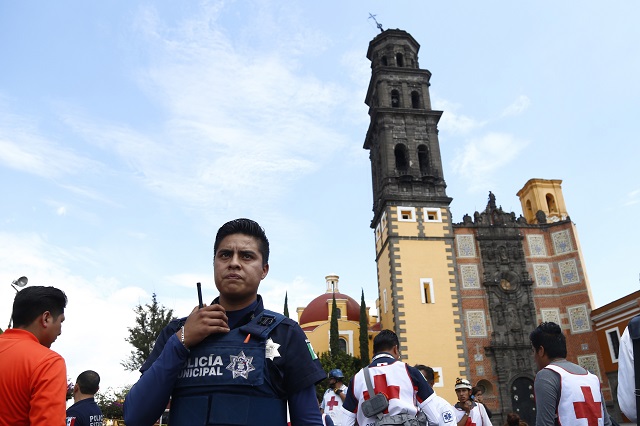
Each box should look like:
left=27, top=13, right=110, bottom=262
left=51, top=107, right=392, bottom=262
left=359, top=289, right=370, bottom=364
left=329, top=293, right=340, bottom=354
left=95, top=385, right=131, bottom=420
left=315, top=350, right=364, bottom=401
left=283, top=292, right=289, bottom=318
left=122, top=293, right=175, bottom=371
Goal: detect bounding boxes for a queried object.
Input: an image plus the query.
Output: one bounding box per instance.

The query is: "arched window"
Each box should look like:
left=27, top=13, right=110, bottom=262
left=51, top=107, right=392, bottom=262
left=391, top=90, right=400, bottom=108
left=335, top=308, right=342, bottom=319
left=418, top=145, right=430, bottom=175
left=546, top=194, right=557, bottom=213
left=381, top=56, right=388, bottom=66
left=394, top=144, right=409, bottom=172
left=526, top=200, right=533, bottom=217
left=411, top=91, right=420, bottom=108
left=396, top=53, right=404, bottom=67
left=339, top=338, right=347, bottom=352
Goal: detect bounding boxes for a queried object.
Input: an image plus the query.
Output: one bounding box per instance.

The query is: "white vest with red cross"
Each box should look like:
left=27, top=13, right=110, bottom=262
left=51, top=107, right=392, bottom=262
left=322, top=384, right=347, bottom=425
left=544, top=364, right=605, bottom=426
left=350, top=359, right=420, bottom=426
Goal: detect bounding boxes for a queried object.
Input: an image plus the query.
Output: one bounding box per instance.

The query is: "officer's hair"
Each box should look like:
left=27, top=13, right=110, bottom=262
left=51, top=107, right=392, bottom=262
left=414, top=364, right=434, bottom=382
left=529, top=321, right=567, bottom=358
left=11, top=286, right=67, bottom=328
left=373, top=329, right=399, bottom=354
left=76, top=370, right=100, bottom=395
left=214, top=218, right=270, bottom=266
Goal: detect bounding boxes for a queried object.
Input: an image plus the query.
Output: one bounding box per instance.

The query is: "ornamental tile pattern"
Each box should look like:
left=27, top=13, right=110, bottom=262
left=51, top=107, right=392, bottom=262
left=552, top=230, right=572, bottom=254
left=559, top=259, right=580, bottom=285
left=577, top=355, right=602, bottom=381
left=466, top=310, right=487, bottom=337
left=527, top=235, right=547, bottom=257
left=533, top=264, right=553, bottom=287
left=541, top=308, right=561, bottom=325
left=456, top=235, right=476, bottom=258
left=460, top=264, right=480, bottom=289
left=568, top=305, right=591, bottom=333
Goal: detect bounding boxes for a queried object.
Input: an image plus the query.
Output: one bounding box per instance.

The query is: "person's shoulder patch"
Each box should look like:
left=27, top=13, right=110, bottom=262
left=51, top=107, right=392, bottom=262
left=443, top=411, right=454, bottom=423
left=306, top=339, right=318, bottom=360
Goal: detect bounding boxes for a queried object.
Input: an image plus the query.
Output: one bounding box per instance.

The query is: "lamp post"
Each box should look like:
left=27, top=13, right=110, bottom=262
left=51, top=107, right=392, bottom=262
left=7, top=276, right=28, bottom=329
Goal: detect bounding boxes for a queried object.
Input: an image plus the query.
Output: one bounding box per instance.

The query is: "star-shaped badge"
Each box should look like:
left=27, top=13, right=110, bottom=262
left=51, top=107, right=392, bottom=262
left=265, top=338, right=281, bottom=360
left=226, top=350, right=256, bottom=379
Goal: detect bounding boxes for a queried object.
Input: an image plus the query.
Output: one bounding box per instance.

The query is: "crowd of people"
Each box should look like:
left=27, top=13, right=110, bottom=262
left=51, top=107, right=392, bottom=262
left=0, top=217, right=630, bottom=425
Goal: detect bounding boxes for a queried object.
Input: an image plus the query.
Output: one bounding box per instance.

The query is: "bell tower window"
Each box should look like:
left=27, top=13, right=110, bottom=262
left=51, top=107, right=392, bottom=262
left=418, top=145, right=430, bottom=175
left=391, top=89, right=400, bottom=108
left=546, top=194, right=557, bottom=213
left=394, top=144, right=409, bottom=172
left=396, top=53, right=404, bottom=67
left=381, top=56, right=388, bottom=66
left=411, top=91, right=420, bottom=108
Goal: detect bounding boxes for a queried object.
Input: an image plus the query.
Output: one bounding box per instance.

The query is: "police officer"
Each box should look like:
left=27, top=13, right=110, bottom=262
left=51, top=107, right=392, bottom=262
left=124, top=218, right=327, bottom=426
left=320, top=369, right=347, bottom=425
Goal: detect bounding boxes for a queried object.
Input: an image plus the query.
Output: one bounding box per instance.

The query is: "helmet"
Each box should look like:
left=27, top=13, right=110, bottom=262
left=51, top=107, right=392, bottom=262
left=454, top=378, right=472, bottom=390
left=328, top=369, right=345, bottom=380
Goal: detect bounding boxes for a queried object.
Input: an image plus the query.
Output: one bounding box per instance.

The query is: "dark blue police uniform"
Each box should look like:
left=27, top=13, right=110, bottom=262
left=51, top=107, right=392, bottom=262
left=66, top=398, right=104, bottom=426
left=124, top=295, right=326, bottom=426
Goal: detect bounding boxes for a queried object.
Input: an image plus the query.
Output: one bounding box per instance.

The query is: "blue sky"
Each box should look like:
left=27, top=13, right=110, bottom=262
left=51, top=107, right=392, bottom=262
left=1, top=1, right=639, bottom=391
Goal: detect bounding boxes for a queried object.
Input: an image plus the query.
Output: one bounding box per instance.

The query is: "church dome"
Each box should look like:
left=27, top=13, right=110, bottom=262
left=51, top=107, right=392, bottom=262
left=298, top=275, right=361, bottom=325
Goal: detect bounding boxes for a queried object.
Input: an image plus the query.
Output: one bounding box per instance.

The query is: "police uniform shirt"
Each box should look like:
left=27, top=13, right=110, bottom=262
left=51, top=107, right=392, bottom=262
left=124, top=295, right=326, bottom=426
left=66, top=398, right=103, bottom=426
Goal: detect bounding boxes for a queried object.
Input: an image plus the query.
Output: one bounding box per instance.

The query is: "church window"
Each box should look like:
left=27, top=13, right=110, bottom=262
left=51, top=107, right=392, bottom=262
left=606, top=327, right=620, bottom=362
left=396, top=52, right=404, bottom=67
left=339, top=338, right=347, bottom=352
left=420, top=278, right=435, bottom=304
left=525, top=199, right=533, bottom=218
left=391, top=89, right=400, bottom=108
left=397, top=206, right=416, bottom=222
left=546, top=193, right=557, bottom=213
left=418, top=145, right=430, bottom=175
left=381, top=56, right=388, bottom=66
left=423, top=208, right=442, bottom=222
left=334, top=308, right=341, bottom=319
left=411, top=91, right=421, bottom=108
left=383, top=289, right=388, bottom=313
left=394, top=143, right=409, bottom=171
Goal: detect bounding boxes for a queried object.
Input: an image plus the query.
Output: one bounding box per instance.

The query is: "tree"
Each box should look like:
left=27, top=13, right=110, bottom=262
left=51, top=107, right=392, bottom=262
left=359, top=288, right=370, bottom=364
left=283, top=291, right=290, bottom=318
left=329, top=293, right=340, bottom=354
left=95, top=385, right=131, bottom=420
left=121, top=293, right=175, bottom=371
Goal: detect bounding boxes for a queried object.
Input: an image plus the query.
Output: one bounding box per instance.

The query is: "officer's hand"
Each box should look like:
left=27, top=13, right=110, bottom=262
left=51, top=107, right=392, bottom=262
left=177, top=304, right=230, bottom=348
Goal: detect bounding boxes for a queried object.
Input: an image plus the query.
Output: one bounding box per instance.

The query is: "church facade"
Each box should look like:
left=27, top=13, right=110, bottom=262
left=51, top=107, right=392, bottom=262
left=362, top=29, right=612, bottom=426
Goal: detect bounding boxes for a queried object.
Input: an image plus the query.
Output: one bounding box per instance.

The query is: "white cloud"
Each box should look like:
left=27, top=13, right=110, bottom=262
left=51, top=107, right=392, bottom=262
left=623, top=189, right=640, bottom=206
left=56, top=206, right=67, bottom=216
left=501, top=95, right=531, bottom=117
left=433, top=98, right=486, bottom=135
left=58, top=3, right=352, bottom=215
left=0, top=104, right=101, bottom=180
left=451, top=132, right=529, bottom=192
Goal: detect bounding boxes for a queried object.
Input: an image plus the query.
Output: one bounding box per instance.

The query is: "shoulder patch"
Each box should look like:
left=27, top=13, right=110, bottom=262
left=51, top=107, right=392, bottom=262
left=306, top=339, right=318, bottom=360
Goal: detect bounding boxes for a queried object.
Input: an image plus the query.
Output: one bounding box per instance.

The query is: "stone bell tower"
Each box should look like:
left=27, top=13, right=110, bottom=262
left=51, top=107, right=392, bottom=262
left=364, top=29, right=466, bottom=388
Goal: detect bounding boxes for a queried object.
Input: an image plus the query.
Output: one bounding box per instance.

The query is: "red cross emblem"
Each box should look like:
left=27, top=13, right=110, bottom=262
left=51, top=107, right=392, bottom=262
left=573, top=386, right=602, bottom=426
left=363, top=374, right=400, bottom=414
left=326, top=395, right=339, bottom=411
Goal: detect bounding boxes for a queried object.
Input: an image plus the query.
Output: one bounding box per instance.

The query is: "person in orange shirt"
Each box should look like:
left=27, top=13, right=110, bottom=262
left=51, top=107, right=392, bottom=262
left=0, top=286, right=68, bottom=426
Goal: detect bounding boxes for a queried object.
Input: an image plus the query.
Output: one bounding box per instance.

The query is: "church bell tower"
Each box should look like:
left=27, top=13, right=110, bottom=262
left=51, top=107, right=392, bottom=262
left=364, top=29, right=466, bottom=387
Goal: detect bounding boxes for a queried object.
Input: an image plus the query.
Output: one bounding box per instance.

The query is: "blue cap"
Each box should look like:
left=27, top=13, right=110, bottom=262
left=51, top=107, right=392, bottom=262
left=328, top=369, right=344, bottom=379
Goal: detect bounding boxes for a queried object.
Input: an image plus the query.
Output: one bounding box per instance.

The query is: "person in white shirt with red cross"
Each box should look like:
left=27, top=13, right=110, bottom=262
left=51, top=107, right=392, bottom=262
left=321, top=369, right=348, bottom=425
